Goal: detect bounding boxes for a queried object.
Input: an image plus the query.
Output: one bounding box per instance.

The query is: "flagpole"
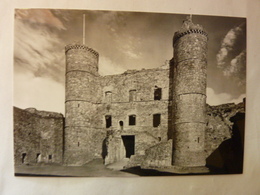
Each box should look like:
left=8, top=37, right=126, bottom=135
left=83, top=14, right=85, bottom=45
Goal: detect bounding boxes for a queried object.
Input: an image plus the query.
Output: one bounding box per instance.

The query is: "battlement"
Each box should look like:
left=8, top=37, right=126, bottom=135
left=173, top=16, right=208, bottom=44
left=173, top=29, right=208, bottom=44
left=65, top=44, right=99, bottom=57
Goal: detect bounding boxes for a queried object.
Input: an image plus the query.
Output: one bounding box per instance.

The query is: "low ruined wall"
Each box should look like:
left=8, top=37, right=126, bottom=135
left=104, top=130, right=125, bottom=165
left=142, top=139, right=172, bottom=168
left=13, top=107, right=64, bottom=166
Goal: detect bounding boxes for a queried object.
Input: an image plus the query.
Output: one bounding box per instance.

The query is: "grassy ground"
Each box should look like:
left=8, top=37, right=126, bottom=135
left=15, top=158, right=226, bottom=177
left=15, top=158, right=137, bottom=177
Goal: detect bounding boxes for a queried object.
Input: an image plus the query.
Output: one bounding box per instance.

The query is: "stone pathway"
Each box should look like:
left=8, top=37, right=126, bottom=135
left=106, top=158, right=129, bottom=170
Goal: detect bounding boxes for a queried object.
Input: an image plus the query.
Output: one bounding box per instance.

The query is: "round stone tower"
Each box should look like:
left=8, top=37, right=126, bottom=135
left=172, top=17, right=208, bottom=173
left=64, top=44, right=99, bottom=165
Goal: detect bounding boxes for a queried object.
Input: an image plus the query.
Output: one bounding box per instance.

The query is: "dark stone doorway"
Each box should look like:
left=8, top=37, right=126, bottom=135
left=122, top=135, right=135, bottom=158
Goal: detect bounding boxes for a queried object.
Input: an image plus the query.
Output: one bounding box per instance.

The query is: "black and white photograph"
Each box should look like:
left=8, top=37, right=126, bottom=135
left=13, top=9, right=246, bottom=177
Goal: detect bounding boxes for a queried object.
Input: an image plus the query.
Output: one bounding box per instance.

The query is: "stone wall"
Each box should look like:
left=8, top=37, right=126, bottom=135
left=139, top=102, right=245, bottom=169
left=205, top=102, right=245, bottom=157
left=13, top=107, right=64, bottom=166
left=96, top=101, right=169, bottom=140
left=98, top=67, right=171, bottom=139
left=100, top=68, right=170, bottom=103
left=100, top=66, right=172, bottom=164
left=104, top=130, right=160, bottom=165
left=104, top=130, right=126, bottom=165
left=142, top=139, right=172, bottom=168
left=63, top=127, right=106, bottom=166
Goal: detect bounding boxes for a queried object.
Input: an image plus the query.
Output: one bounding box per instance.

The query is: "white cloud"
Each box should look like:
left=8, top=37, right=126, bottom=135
left=16, top=9, right=66, bottom=30
left=216, top=25, right=243, bottom=66
left=216, top=47, right=228, bottom=66
left=227, top=50, right=246, bottom=86
left=14, top=71, right=65, bottom=114
left=207, top=87, right=245, bottom=106
left=97, top=12, right=143, bottom=60
left=14, top=13, right=65, bottom=83
left=99, top=56, right=126, bottom=76
left=120, top=36, right=142, bottom=59
left=216, top=23, right=246, bottom=88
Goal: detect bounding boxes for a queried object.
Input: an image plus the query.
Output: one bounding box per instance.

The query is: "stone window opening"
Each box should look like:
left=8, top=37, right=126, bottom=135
left=153, top=114, right=161, bottom=127
left=22, top=153, right=26, bottom=164
left=154, top=87, right=162, bottom=100
left=78, top=142, right=80, bottom=147
left=198, top=137, right=200, bottom=143
left=49, top=155, right=52, bottom=161
left=158, top=137, right=161, bottom=141
left=105, top=91, right=112, bottom=103
left=129, top=115, right=136, bottom=126
left=105, top=115, right=112, bottom=128
left=119, top=121, right=124, bottom=130
left=129, top=89, right=136, bottom=102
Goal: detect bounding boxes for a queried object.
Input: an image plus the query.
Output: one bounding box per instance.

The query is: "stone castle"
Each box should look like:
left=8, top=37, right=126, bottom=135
left=14, top=17, right=245, bottom=174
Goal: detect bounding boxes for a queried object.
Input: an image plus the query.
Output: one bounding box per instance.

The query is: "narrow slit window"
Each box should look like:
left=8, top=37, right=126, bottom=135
left=105, top=115, right=112, bottom=128
left=153, top=114, right=161, bottom=127
left=129, top=115, right=136, bottom=126
left=154, top=87, right=162, bottom=100
left=22, top=153, right=26, bottom=164
left=36, top=153, right=40, bottom=163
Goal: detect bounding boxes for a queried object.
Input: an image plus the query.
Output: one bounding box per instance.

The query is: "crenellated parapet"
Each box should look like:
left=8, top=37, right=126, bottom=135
left=173, top=29, right=208, bottom=45
left=65, top=44, right=99, bottom=57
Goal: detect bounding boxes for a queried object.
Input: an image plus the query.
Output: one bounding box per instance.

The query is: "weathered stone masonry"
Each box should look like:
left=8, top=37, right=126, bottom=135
left=64, top=44, right=104, bottom=166
left=14, top=107, right=63, bottom=166
left=172, top=18, right=208, bottom=169
left=64, top=43, right=171, bottom=165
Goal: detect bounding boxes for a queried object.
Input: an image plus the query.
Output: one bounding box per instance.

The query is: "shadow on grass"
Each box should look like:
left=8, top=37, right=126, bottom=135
left=120, top=166, right=239, bottom=176
left=121, top=166, right=178, bottom=176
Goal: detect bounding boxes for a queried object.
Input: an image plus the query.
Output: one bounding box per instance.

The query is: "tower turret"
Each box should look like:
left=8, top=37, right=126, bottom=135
left=64, top=44, right=100, bottom=165
left=172, top=16, right=208, bottom=173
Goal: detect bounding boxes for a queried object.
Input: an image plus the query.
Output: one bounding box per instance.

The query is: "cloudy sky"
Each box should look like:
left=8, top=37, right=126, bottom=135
left=14, top=9, right=246, bottom=114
